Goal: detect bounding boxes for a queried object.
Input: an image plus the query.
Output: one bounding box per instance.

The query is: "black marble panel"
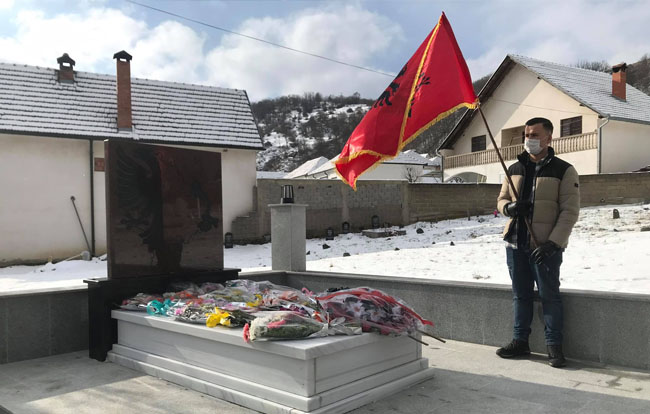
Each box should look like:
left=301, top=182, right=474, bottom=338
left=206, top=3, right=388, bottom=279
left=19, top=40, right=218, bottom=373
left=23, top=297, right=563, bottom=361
left=105, top=141, right=224, bottom=278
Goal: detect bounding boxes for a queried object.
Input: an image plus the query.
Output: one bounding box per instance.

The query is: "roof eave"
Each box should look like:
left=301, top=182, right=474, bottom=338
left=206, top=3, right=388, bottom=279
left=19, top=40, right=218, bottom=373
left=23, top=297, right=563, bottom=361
left=0, top=129, right=265, bottom=150
left=607, top=116, right=650, bottom=126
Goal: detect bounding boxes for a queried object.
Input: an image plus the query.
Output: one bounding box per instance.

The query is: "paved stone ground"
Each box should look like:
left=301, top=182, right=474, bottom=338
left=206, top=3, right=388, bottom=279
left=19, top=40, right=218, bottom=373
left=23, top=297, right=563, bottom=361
left=1, top=340, right=649, bottom=413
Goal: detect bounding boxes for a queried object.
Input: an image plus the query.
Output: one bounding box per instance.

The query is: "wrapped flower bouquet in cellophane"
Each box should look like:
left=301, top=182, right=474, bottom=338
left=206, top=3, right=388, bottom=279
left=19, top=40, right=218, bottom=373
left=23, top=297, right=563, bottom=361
left=315, top=287, right=434, bottom=341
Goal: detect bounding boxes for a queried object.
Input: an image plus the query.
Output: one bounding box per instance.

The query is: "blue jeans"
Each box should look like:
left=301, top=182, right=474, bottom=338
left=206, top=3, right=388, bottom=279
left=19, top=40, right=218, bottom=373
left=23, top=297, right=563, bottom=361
left=506, top=246, right=563, bottom=345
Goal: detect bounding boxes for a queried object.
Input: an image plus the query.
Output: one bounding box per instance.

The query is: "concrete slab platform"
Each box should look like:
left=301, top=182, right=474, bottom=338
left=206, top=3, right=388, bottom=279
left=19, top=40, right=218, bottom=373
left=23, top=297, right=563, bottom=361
left=1, top=340, right=649, bottom=414
left=109, top=310, right=433, bottom=413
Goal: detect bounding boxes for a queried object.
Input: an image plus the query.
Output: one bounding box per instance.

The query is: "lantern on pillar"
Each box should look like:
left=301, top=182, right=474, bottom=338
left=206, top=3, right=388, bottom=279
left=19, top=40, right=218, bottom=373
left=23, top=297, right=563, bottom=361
left=224, top=232, right=234, bottom=248
left=281, top=185, right=294, bottom=204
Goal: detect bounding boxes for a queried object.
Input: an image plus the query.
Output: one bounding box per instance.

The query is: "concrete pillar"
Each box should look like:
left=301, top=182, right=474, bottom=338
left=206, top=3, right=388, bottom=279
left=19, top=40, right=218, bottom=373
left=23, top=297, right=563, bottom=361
left=269, top=204, right=307, bottom=271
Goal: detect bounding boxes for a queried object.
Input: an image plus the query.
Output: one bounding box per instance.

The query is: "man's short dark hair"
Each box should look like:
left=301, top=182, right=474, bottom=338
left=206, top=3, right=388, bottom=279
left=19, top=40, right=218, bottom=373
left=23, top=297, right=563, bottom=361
left=526, top=117, right=553, bottom=135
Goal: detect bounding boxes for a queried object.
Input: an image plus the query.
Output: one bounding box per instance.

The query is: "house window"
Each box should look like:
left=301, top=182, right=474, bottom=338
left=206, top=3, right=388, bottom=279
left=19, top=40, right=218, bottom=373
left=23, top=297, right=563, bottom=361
left=560, top=116, right=582, bottom=137
left=471, top=135, right=486, bottom=152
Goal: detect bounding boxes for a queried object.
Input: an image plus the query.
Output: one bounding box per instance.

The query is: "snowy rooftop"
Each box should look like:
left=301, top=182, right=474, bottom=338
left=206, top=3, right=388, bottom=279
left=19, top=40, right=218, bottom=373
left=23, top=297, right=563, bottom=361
left=441, top=54, right=650, bottom=150
left=305, top=151, right=432, bottom=177
left=284, top=156, right=329, bottom=178
left=256, top=171, right=287, bottom=179
left=510, top=55, right=650, bottom=125
left=0, top=62, right=263, bottom=149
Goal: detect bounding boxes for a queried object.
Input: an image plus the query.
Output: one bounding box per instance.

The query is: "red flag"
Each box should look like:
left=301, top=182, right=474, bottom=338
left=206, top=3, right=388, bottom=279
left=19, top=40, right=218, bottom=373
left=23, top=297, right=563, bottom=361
left=335, top=12, right=478, bottom=189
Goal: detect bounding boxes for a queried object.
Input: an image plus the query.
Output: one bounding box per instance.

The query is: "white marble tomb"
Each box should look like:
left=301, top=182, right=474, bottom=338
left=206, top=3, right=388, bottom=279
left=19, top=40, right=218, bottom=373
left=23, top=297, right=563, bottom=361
left=108, top=310, right=434, bottom=414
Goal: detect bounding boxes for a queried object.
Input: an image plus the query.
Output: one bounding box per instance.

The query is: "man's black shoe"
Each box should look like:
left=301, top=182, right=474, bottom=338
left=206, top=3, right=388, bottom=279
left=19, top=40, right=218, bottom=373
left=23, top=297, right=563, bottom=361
left=547, top=345, right=567, bottom=368
left=496, top=339, right=530, bottom=358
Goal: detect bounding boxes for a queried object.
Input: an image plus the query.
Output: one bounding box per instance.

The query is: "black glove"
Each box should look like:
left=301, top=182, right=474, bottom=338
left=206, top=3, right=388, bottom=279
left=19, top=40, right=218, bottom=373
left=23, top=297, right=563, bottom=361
left=504, top=200, right=532, bottom=217
left=531, top=241, right=560, bottom=265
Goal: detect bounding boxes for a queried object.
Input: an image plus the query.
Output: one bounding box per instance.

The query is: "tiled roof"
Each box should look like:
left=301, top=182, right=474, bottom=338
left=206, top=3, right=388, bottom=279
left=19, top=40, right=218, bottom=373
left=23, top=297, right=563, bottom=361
left=0, top=62, right=263, bottom=149
left=510, top=55, right=650, bottom=124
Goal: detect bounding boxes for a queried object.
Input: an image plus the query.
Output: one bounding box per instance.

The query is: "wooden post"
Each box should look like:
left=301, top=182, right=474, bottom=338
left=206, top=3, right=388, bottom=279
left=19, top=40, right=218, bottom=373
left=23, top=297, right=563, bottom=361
left=477, top=106, right=540, bottom=248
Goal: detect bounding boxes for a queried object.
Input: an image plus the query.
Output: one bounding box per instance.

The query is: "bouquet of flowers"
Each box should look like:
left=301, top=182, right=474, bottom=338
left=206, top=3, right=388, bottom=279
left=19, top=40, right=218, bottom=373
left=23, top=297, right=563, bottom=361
left=315, top=287, right=433, bottom=338
left=243, top=311, right=328, bottom=342
left=206, top=308, right=256, bottom=328
left=259, top=284, right=318, bottom=316
left=171, top=302, right=216, bottom=324
left=120, top=293, right=164, bottom=311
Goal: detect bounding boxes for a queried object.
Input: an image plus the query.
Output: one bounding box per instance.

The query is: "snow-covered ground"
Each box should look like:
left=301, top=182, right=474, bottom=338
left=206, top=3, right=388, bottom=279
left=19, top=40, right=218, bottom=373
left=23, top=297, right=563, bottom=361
left=1, top=203, right=649, bottom=294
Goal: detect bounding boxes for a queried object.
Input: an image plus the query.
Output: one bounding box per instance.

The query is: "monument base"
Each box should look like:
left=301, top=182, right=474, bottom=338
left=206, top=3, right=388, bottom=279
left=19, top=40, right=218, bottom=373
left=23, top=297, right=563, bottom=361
left=108, top=310, right=434, bottom=414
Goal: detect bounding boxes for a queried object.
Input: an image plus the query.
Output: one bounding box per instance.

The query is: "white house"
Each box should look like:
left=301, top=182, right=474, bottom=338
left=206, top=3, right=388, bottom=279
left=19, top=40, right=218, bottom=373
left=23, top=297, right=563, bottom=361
left=0, top=52, right=263, bottom=265
left=439, top=55, right=650, bottom=183
left=288, top=150, right=434, bottom=182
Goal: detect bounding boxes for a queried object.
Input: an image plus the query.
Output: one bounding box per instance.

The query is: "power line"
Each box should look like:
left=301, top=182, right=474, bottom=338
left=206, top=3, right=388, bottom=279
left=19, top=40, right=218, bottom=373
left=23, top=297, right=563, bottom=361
left=126, top=0, right=395, bottom=77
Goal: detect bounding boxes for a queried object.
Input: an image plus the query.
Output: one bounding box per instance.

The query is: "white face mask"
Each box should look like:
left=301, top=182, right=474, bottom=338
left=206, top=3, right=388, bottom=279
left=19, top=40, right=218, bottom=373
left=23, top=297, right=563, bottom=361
left=524, top=138, right=543, bottom=155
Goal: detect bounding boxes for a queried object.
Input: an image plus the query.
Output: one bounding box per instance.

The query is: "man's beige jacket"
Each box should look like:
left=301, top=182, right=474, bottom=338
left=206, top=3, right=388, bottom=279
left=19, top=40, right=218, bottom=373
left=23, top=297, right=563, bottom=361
left=497, top=148, right=580, bottom=248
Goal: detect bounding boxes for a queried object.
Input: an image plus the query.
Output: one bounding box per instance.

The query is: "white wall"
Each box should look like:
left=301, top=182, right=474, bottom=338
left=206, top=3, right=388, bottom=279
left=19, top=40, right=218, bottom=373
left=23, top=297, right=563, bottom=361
left=0, top=133, right=93, bottom=264
left=555, top=149, right=598, bottom=175
left=0, top=135, right=258, bottom=265
left=601, top=120, right=650, bottom=173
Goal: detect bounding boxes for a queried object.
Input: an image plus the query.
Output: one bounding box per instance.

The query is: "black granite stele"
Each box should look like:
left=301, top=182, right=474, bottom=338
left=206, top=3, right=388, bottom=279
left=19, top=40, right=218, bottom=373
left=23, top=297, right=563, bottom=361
left=105, top=140, right=225, bottom=278
left=85, top=140, right=238, bottom=361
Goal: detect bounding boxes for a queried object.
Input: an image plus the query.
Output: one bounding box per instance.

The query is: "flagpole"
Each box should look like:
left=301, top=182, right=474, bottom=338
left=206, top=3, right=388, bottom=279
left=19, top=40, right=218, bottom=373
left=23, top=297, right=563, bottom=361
left=477, top=106, right=540, bottom=248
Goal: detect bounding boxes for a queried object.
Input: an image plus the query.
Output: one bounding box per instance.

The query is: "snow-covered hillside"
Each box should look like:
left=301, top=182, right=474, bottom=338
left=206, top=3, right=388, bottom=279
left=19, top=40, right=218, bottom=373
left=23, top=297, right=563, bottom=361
left=253, top=94, right=371, bottom=172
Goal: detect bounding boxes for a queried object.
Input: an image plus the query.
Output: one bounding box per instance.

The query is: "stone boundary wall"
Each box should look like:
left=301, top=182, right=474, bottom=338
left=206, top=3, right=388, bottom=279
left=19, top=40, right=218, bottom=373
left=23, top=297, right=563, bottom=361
left=407, top=182, right=501, bottom=222
left=3, top=272, right=650, bottom=370
left=245, top=271, right=650, bottom=371
left=231, top=172, right=650, bottom=243
left=232, top=179, right=408, bottom=243
left=0, top=287, right=88, bottom=364
left=580, top=172, right=650, bottom=206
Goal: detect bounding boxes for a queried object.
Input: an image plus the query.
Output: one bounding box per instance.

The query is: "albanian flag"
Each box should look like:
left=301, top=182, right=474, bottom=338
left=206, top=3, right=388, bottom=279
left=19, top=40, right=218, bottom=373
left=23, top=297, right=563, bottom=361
left=335, top=12, right=478, bottom=189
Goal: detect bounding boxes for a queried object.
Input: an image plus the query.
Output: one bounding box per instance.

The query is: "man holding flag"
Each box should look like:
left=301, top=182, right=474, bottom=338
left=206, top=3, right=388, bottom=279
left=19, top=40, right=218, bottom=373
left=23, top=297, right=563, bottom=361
left=335, top=12, right=580, bottom=369
left=496, top=117, right=580, bottom=368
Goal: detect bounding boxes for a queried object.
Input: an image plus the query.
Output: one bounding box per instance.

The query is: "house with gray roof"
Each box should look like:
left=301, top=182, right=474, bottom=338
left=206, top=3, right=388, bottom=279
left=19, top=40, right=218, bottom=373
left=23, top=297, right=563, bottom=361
left=0, top=51, right=263, bottom=265
left=438, top=54, right=650, bottom=183
left=294, top=150, right=433, bottom=182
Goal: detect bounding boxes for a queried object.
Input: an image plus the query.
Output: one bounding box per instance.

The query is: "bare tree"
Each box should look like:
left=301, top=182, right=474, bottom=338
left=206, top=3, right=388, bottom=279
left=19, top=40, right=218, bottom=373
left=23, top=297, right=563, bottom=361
left=575, top=60, right=610, bottom=73
left=403, top=166, right=421, bottom=183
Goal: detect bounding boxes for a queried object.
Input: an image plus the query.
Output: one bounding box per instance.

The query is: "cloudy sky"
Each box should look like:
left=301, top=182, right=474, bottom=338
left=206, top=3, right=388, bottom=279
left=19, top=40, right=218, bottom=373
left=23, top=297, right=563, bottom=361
left=1, top=0, right=649, bottom=101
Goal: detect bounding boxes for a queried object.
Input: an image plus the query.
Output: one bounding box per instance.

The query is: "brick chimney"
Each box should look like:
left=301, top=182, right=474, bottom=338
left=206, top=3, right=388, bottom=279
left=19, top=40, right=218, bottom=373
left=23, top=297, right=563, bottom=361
left=113, top=50, right=133, bottom=130
left=56, top=53, right=75, bottom=83
left=612, top=63, right=627, bottom=101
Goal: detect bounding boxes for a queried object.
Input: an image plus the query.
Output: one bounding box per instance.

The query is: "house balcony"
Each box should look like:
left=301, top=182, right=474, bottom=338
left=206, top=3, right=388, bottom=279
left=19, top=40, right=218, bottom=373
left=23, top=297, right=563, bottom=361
left=445, top=131, right=598, bottom=170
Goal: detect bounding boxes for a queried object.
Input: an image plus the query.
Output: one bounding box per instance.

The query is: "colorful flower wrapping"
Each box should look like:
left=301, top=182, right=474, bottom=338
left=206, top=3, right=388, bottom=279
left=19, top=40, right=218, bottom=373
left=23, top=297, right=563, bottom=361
left=205, top=308, right=255, bottom=328
left=315, top=287, right=433, bottom=336
left=244, top=311, right=327, bottom=342
left=120, top=293, right=164, bottom=311
left=119, top=281, right=433, bottom=344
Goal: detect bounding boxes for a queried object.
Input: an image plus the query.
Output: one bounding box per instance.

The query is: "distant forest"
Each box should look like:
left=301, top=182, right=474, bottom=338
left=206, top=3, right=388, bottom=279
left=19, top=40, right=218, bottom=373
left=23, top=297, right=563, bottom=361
left=254, top=55, right=650, bottom=172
